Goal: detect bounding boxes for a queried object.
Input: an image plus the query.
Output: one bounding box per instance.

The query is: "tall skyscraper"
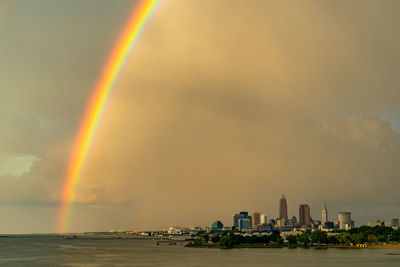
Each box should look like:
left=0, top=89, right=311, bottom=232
left=279, top=194, right=288, bottom=221
left=321, top=202, right=328, bottom=226
left=299, top=204, right=311, bottom=227
left=252, top=212, right=261, bottom=227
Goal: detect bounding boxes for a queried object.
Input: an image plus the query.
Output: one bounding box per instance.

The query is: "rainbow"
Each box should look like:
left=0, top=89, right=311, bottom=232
left=57, top=0, right=161, bottom=233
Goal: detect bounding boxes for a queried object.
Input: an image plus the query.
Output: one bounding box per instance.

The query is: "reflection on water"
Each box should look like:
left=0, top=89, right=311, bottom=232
left=1, top=235, right=400, bottom=266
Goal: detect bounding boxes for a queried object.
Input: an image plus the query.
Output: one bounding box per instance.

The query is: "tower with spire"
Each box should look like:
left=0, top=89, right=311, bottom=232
left=321, top=202, right=328, bottom=226
left=279, top=194, right=288, bottom=221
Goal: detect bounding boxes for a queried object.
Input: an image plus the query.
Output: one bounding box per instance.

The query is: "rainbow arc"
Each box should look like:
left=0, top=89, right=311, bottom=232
left=57, top=0, right=161, bottom=233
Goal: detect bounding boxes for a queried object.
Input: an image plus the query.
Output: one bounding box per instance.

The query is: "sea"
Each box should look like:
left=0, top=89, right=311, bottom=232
left=1, top=235, right=400, bottom=266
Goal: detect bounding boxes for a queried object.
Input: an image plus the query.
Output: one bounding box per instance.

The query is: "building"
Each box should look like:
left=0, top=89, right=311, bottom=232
left=324, top=221, right=335, bottom=229
left=211, top=221, right=224, bottom=230
left=238, top=218, right=252, bottom=231
left=288, top=216, right=297, bottom=227
left=280, top=194, right=288, bottom=220
left=392, top=218, right=399, bottom=227
left=338, top=212, right=353, bottom=230
left=252, top=212, right=261, bottom=227
left=260, top=214, right=268, bottom=225
left=299, top=204, right=311, bottom=228
left=233, top=211, right=252, bottom=229
left=373, top=219, right=385, bottom=227
left=321, top=202, right=328, bottom=226
left=276, top=218, right=286, bottom=227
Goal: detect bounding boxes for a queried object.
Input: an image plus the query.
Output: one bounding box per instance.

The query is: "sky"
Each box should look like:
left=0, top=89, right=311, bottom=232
left=1, top=0, right=400, bottom=233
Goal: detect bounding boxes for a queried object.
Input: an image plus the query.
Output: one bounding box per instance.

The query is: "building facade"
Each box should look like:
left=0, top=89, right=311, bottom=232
left=252, top=212, right=261, bottom=227
left=299, top=204, right=311, bottom=228
left=338, top=212, right=353, bottom=230
left=238, top=218, right=252, bottom=231
left=392, top=218, right=399, bottom=227
left=260, top=214, right=268, bottom=225
left=280, top=194, right=288, bottom=221
left=321, top=202, right=328, bottom=226
left=233, top=211, right=252, bottom=229
left=211, top=221, right=224, bottom=230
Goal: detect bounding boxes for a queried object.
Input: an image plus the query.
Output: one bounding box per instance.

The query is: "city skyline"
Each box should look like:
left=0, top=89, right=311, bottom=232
left=1, top=0, right=400, bottom=234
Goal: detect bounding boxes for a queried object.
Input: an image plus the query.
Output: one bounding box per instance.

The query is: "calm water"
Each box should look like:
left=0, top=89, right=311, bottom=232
left=1, top=235, right=400, bottom=266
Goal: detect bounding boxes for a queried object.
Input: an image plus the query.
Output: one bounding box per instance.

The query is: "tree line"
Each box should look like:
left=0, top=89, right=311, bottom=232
left=189, top=226, right=400, bottom=248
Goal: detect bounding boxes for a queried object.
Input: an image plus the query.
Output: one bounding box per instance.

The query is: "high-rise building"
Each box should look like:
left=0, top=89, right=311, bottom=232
left=238, top=218, right=252, bottom=231
left=211, top=221, right=224, bottom=230
left=338, top=212, right=353, bottom=230
left=321, top=202, right=328, bottom=226
left=233, top=211, right=252, bottom=229
left=260, top=214, right=268, bottom=225
left=392, top=218, right=399, bottom=227
left=299, top=204, right=311, bottom=228
left=252, top=212, right=261, bottom=227
left=280, top=194, right=288, bottom=221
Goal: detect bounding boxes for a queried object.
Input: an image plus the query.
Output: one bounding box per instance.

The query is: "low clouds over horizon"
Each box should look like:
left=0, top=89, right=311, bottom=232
left=1, top=0, right=400, bottom=233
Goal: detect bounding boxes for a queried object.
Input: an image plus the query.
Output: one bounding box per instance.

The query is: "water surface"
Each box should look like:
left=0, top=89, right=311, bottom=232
left=1, top=235, right=400, bottom=266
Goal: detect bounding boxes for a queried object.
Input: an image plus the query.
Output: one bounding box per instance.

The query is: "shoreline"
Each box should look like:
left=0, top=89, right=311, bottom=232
left=186, top=243, right=400, bottom=249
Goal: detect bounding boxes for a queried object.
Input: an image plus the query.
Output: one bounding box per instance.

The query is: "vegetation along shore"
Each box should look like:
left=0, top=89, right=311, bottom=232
left=186, top=226, right=400, bottom=249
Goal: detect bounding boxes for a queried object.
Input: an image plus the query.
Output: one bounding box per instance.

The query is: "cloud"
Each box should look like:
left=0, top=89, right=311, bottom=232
left=1, top=0, right=400, bottom=232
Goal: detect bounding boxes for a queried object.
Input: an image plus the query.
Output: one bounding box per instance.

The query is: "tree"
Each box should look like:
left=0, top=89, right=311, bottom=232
left=368, top=234, right=378, bottom=243
left=219, top=236, right=234, bottom=248
left=310, top=230, right=328, bottom=244
left=286, top=235, right=298, bottom=246
left=203, top=234, right=209, bottom=243
left=298, top=232, right=311, bottom=246
left=211, top=235, right=220, bottom=243
left=336, top=232, right=352, bottom=244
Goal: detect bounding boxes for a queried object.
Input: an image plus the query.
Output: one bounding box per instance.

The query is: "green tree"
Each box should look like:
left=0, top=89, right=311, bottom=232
left=310, top=230, right=328, bottom=244
left=336, top=232, right=352, bottom=244
left=298, top=232, right=311, bottom=246
left=368, top=234, right=378, bottom=243
left=219, top=235, right=234, bottom=248
left=286, top=235, right=298, bottom=246
left=211, top=235, right=220, bottom=243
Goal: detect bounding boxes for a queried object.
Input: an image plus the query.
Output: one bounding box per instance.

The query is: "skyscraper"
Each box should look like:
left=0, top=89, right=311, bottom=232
left=279, top=194, right=288, bottom=221
left=260, top=214, right=268, bottom=225
left=299, top=204, right=311, bottom=228
left=238, top=218, right=252, bottom=231
left=321, top=202, right=328, bottom=226
left=233, top=211, right=252, bottom=229
left=252, top=212, right=261, bottom=227
left=338, top=212, right=353, bottom=230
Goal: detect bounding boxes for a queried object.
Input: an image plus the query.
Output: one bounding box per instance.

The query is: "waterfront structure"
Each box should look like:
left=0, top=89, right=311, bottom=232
left=279, top=194, right=288, bottom=221
left=338, top=212, right=353, bottom=230
left=299, top=204, right=311, bottom=228
left=211, top=221, right=224, bottom=230
left=392, top=218, right=399, bottom=227
left=321, top=202, right=328, bottom=226
left=233, top=211, right=252, bottom=229
left=252, top=212, right=261, bottom=227
left=238, top=218, right=252, bottom=231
